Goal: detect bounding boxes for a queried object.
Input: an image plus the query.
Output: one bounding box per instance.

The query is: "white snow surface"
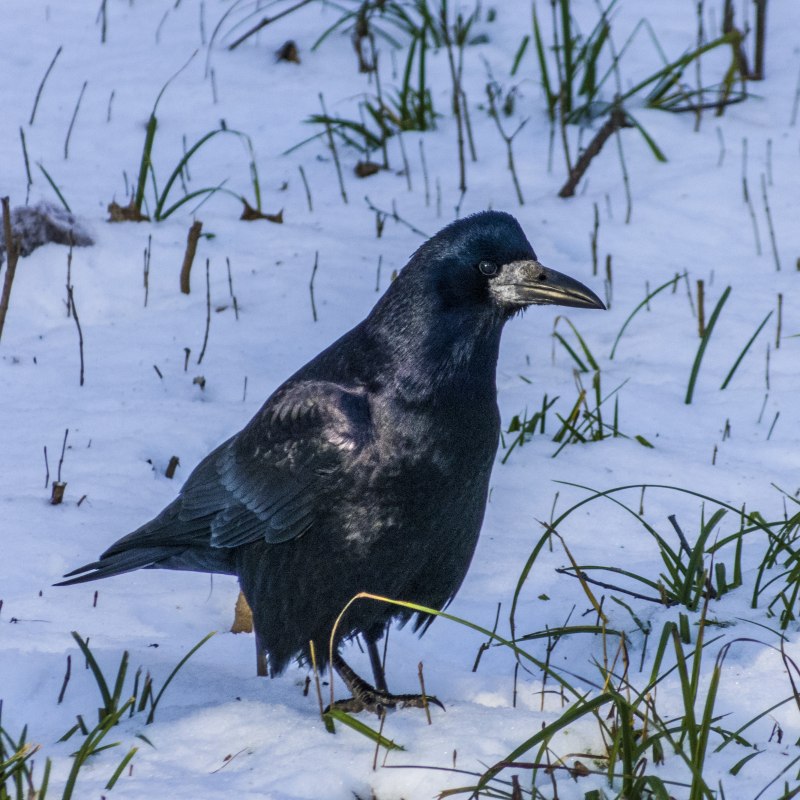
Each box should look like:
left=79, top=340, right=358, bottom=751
left=1, top=1, right=799, bottom=798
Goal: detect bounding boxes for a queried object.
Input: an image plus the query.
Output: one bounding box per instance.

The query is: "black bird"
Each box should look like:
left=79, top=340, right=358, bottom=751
left=59, top=211, right=604, bottom=713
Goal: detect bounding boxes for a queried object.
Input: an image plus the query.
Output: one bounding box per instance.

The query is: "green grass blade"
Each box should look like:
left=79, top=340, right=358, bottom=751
left=627, top=112, right=668, bottom=161
left=511, top=34, right=529, bottom=76
left=153, top=128, right=227, bottom=219
left=105, top=746, right=138, bottom=790
left=553, top=332, right=588, bottom=371
left=532, top=3, right=556, bottom=119
left=70, top=632, right=112, bottom=714
left=36, top=162, right=71, bottom=212
left=610, top=273, right=683, bottom=358
left=720, top=311, right=773, bottom=389
left=146, top=632, right=215, bottom=723
left=134, top=114, right=158, bottom=211
left=324, top=708, right=404, bottom=750
left=685, top=286, right=731, bottom=404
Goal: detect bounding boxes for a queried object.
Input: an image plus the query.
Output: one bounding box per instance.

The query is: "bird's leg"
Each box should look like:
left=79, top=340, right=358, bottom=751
left=365, top=636, right=388, bottom=693
left=328, top=652, right=444, bottom=715
left=255, top=631, right=268, bottom=678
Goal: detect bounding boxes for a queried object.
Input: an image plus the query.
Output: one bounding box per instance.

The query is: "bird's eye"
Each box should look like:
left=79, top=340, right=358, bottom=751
left=477, top=260, right=498, bottom=276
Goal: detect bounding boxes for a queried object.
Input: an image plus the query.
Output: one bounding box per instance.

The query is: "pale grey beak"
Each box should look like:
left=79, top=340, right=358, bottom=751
left=491, top=260, right=606, bottom=310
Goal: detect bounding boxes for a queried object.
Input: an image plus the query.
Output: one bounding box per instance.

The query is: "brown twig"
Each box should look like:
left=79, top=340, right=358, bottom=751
left=0, top=198, right=21, bottom=341
left=751, top=0, right=767, bottom=80
left=180, top=220, right=203, bottom=294
left=697, top=279, right=706, bottom=337
left=558, top=107, right=632, bottom=197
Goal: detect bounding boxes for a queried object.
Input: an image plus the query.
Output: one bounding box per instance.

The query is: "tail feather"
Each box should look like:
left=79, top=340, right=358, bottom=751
left=56, top=546, right=184, bottom=586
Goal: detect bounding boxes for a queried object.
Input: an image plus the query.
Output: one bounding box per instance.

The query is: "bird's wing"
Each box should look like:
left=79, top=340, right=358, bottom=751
left=178, top=380, right=371, bottom=547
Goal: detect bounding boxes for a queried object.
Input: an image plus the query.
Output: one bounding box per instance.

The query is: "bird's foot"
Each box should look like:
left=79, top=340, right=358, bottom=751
left=327, top=688, right=444, bottom=716
left=330, top=651, right=445, bottom=715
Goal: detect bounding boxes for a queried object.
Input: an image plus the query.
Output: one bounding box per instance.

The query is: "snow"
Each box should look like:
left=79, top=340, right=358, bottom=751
left=1, top=1, right=799, bottom=798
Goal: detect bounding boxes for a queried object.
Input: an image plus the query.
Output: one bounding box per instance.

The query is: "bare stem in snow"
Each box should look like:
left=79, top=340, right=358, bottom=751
left=30, top=46, right=63, bottom=125
left=64, top=80, right=88, bottom=160
left=197, top=259, right=211, bottom=364
left=67, top=285, right=85, bottom=386
left=319, top=93, right=348, bottom=204
left=486, top=83, right=527, bottom=206
left=180, top=220, right=203, bottom=294
left=309, top=251, right=319, bottom=322
left=760, top=173, right=780, bottom=271
left=0, top=197, right=21, bottom=341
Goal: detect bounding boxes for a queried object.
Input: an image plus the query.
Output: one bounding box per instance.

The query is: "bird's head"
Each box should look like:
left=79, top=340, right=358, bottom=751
left=414, top=210, right=605, bottom=318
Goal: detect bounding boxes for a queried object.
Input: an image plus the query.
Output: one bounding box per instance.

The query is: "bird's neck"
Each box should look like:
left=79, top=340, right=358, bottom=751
left=363, top=301, right=504, bottom=404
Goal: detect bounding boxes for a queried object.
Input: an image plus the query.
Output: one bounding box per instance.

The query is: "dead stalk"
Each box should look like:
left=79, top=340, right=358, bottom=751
left=180, top=220, right=203, bottom=294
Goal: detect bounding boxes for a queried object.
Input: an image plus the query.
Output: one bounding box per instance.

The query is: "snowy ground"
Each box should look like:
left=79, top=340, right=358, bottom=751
left=1, top=1, right=799, bottom=798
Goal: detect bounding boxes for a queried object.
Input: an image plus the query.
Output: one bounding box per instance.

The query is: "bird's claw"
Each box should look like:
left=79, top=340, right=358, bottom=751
left=327, top=691, right=445, bottom=716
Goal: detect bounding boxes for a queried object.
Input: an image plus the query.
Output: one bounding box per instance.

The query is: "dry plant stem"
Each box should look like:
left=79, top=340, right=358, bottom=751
left=486, top=84, right=526, bottom=206
left=751, top=0, right=767, bottom=79
left=0, top=197, right=21, bottom=342
left=364, top=196, right=428, bottom=238
left=143, top=235, right=151, bottom=307
left=742, top=176, right=762, bottom=255
left=225, top=257, right=239, bottom=320
left=419, top=140, right=430, bottom=206
left=227, top=0, right=314, bottom=50
left=417, top=662, right=432, bottom=725
left=298, top=165, right=313, bottom=212
left=165, top=455, right=180, bottom=479
left=791, top=65, right=800, bottom=126
left=319, top=94, right=348, bottom=204
left=613, top=113, right=633, bottom=223
left=19, top=128, right=33, bottom=200
left=441, top=7, right=466, bottom=193
left=697, top=279, right=706, bottom=337
left=558, top=108, right=632, bottom=197
left=776, top=293, right=782, bottom=348
left=760, top=173, right=781, bottom=270
left=197, top=259, right=211, bottom=365
left=57, top=654, right=72, bottom=704
left=694, top=0, right=705, bottom=133
left=722, top=0, right=750, bottom=77
left=309, top=251, right=319, bottom=322
left=97, top=0, right=108, bottom=43
left=64, top=80, right=88, bottom=159
left=371, top=40, right=390, bottom=169
left=30, top=45, right=63, bottom=125
left=65, top=243, right=73, bottom=317
left=67, top=285, right=85, bottom=386
left=180, top=220, right=203, bottom=294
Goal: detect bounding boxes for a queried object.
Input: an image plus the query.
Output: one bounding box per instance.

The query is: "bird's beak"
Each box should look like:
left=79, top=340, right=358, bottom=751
left=492, top=260, right=606, bottom=310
